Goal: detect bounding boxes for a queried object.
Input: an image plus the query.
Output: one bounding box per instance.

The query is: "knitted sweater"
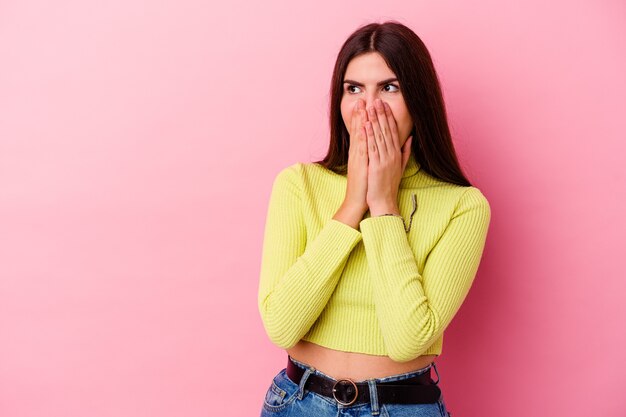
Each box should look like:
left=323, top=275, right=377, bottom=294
left=257, top=152, right=491, bottom=362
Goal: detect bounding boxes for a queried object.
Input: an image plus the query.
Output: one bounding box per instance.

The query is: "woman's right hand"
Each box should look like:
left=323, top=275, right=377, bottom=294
left=333, top=99, right=369, bottom=229
left=344, top=98, right=369, bottom=214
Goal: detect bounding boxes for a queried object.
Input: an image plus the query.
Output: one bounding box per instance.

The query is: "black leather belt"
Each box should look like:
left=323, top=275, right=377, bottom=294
left=286, top=355, right=441, bottom=405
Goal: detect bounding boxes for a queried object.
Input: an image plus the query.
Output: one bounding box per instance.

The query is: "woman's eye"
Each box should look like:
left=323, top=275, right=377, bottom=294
left=384, top=84, right=400, bottom=92
left=345, top=84, right=399, bottom=94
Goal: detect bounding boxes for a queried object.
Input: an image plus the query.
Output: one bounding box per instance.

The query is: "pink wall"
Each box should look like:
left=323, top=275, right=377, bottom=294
left=1, top=1, right=624, bottom=416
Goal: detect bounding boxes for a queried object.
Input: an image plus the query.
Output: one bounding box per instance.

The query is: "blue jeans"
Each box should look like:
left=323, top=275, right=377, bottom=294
left=260, top=356, right=452, bottom=416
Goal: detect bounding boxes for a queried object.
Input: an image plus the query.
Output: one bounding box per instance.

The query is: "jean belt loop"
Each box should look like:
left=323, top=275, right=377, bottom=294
left=431, top=361, right=440, bottom=385
left=367, top=379, right=380, bottom=415
left=297, top=366, right=315, bottom=400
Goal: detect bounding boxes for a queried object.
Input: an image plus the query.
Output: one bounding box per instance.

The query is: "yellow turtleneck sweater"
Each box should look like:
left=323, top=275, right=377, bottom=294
left=257, top=153, right=491, bottom=362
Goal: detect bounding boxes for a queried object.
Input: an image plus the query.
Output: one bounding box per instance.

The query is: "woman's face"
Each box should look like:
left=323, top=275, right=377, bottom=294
left=340, top=52, right=414, bottom=148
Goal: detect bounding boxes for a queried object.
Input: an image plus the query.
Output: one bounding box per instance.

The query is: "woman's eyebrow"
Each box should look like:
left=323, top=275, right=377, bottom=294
left=343, top=78, right=398, bottom=86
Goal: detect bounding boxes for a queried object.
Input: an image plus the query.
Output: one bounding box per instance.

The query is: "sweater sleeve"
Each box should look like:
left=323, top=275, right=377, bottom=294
left=358, top=187, right=491, bottom=362
left=257, top=164, right=363, bottom=349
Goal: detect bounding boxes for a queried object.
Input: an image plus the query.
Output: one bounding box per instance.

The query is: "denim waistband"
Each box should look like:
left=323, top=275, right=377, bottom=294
left=287, top=355, right=439, bottom=384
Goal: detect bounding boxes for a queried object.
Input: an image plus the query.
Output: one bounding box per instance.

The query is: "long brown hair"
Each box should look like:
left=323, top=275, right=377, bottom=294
left=314, top=20, right=472, bottom=186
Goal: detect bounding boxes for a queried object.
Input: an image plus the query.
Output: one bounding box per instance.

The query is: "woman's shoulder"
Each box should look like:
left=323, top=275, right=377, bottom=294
left=443, top=182, right=490, bottom=209
left=413, top=164, right=479, bottom=191
left=269, top=161, right=324, bottom=191
left=439, top=181, right=488, bottom=201
left=415, top=174, right=490, bottom=217
left=273, top=160, right=344, bottom=183
left=446, top=184, right=491, bottom=219
left=269, top=161, right=309, bottom=184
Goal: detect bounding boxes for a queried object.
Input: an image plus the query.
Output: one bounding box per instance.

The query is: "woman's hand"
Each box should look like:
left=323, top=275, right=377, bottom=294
left=364, top=98, right=413, bottom=216
left=341, top=98, right=370, bottom=216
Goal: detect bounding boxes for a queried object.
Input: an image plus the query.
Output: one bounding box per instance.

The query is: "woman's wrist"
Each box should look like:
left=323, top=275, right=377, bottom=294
left=333, top=203, right=367, bottom=230
left=376, top=213, right=403, bottom=218
left=369, top=204, right=400, bottom=217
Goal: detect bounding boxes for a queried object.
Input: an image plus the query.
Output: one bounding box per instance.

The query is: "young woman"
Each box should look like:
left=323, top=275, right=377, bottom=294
left=258, top=21, right=491, bottom=417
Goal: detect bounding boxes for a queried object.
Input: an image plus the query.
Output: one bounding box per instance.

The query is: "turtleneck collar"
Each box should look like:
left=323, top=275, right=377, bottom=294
left=402, top=152, right=421, bottom=179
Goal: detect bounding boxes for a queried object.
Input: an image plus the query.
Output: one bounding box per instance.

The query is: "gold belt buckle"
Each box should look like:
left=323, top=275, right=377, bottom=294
left=332, top=378, right=359, bottom=405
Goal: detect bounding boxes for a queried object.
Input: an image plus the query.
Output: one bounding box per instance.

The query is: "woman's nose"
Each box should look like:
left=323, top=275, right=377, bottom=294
left=365, top=96, right=381, bottom=110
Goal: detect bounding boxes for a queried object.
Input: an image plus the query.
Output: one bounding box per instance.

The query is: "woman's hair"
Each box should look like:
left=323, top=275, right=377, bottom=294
left=314, top=20, right=472, bottom=186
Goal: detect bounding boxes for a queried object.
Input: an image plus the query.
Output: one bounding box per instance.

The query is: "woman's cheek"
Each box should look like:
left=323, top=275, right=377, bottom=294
left=341, top=103, right=354, bottom=130
left=393, top=108, right=412, bottom=134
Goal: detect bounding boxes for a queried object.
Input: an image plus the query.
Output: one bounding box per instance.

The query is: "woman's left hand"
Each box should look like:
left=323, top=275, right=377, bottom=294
left=364, top=98, right=413, bottom=216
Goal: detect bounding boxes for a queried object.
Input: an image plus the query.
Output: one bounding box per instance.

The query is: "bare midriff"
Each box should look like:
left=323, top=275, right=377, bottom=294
left=286, top=339, right=438, bottom=382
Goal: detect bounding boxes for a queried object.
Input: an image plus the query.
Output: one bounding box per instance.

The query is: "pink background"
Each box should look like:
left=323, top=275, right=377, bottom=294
left=1, top=1, right=624, bottom=416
